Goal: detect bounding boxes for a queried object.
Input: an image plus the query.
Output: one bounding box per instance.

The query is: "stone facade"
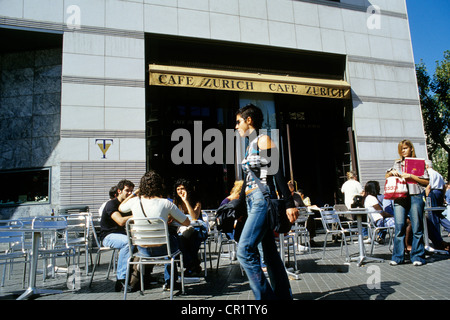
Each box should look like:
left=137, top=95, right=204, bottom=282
left=0, top=0, right=426, bottom=217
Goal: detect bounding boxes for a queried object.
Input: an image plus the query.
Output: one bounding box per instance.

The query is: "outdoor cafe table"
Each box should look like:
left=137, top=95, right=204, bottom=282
left=339, top=209, right=384, bottom=267
left=16, top=219, right=68, bottom=300
left=424, top=206, right=449, bottom=255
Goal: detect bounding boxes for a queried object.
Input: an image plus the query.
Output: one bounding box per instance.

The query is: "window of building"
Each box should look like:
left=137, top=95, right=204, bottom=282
left=0, top=168, right=51, bottom=206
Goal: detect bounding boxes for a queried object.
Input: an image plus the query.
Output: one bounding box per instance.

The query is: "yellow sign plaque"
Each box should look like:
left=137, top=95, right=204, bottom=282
left=149, top=65, right=351, bottom=99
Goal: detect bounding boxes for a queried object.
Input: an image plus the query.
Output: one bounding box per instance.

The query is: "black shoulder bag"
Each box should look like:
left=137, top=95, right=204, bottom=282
left=247, top=169, right=292, bottom=234
left=215, top=181, right=247, bottom=234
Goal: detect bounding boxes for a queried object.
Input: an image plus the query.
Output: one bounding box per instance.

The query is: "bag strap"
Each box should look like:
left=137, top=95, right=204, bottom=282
left=239, top=170, right=246, bottom=200
left=245, top=135, right=272, bottom=201
left=248, top=168, right=271, bottom=201
left=138, top=197, right=152, bottom=224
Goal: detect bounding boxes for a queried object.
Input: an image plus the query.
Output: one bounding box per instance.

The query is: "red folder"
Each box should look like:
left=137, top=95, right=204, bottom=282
left=404, top=157, right=425, bottom=177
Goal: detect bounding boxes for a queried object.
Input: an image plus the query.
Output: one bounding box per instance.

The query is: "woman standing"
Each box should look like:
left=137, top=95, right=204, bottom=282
left=235, top=104, right=298, bottom=300
left=172, top=178, right=204, bottom=276
left=386, top=139, right=429, bottom=266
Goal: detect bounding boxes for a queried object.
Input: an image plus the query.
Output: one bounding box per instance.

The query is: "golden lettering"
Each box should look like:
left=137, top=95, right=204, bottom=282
left=158, top=74, right=167, bottom=84
left=150, top=71, right=350, bottom=99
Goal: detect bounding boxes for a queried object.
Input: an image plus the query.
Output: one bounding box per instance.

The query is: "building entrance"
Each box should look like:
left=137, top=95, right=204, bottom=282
left=276, top=95, right=352, bottom=207
left=147, top=86, right=352, bottom=209
left=147, top=86, right=239, bottom=209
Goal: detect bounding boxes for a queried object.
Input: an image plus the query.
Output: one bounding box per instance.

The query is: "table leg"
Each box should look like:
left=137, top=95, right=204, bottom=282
left=350, top=214, right=384, bottom=267
left=17, top=231, right=63, bottom=300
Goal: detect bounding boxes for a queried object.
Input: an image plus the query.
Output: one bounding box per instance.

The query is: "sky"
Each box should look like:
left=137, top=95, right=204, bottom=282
left=405, top=0, right=450, bottom=76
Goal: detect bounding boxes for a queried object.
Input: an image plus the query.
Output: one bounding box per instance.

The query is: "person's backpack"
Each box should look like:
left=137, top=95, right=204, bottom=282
left=215, top=199, right=242, bottom=233
left=216, top=199, right=247, bottom=233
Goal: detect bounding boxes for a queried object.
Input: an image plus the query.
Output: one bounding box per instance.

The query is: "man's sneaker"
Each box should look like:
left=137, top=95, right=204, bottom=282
left=413, top=261, right=423, bottom=266
left=389, top=260, right=398, bottom=266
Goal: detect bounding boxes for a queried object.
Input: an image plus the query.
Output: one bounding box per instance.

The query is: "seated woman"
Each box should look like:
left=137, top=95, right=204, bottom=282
left=173, top=178, right=205, bottom=276
left=119, top=171, right=189, bottom=291
left=363, top=180, right=395, bottom=243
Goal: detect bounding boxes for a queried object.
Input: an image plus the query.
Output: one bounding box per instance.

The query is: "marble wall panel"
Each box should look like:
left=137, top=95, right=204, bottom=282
left=0, top=48, right=62, bottom=172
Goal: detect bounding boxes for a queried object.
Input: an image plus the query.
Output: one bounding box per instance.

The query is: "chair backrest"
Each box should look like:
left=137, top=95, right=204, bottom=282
left=0, top=220, right=25, bottom=253
left=126, top=217, right=172, bottom=258
left=366, top=211, right=379, bottom=228
left=319, top=210, right=342, bottom=231
left=202, top=210, right=217, bottom=231
left=64, top=213, right=90, bottom=244
left=32, top=216, right=69, bottom=249
left=58, top=205, right=90, bottom=215
left=295, top=207, right=310, bottom=224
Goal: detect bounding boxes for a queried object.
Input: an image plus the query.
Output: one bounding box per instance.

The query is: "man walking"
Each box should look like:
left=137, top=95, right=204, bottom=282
left=99, top=179, right=135, bottom=292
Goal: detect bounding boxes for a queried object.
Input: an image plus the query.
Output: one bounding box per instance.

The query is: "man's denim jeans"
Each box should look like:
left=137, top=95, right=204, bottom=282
left=236, top=189, right=292, bottom=300
left=392, top=194, right=426, bottom=264
left=102, top=233, right=132, bottom=280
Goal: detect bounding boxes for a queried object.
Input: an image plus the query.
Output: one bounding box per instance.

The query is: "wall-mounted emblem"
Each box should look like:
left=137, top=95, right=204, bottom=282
left=96, top=139, right=113, bottom=159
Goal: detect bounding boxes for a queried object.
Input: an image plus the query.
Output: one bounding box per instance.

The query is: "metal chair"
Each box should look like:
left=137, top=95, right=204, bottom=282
left=63, top=213, right=91, bottom=275
left=366, top=213, right=394, bottom=255
left=88, top=215, right=117, bottom=288
left=275, top=232, right=298, bottom=272
left=124, top=217, right=184, bottom=300
left=31, top=216, right=76, bottom=277
left=291, top=208, right=311, bottom=254
left=0, top=220, right=29, bottom=288
left=319, top=209, right=356, bottom=262
left=215, top=232, right=238, bottom=271
left=199, top=211, right=215, bottom=277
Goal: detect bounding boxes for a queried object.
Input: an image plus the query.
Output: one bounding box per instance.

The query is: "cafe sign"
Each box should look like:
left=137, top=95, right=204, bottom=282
left=149, top=64, right=351, bottom=99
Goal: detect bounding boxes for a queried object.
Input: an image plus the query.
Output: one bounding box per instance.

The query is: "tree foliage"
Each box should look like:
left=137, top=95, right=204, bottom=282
left=416, top=50, right=450, bottom=180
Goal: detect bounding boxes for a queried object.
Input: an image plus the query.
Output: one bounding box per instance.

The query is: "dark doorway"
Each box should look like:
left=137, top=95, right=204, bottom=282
left=276, top=95, right=351, bottom=207
left=147, top=86, right=239, bottom=209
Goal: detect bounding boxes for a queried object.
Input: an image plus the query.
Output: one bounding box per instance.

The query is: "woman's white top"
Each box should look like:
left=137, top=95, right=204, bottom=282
left=120, top=197, right=187, bottom=226
left=364, top=194, right=383, bottom=222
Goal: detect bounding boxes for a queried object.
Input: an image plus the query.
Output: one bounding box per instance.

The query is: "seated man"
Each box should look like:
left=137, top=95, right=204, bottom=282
left=99, top=179, right=134, bottom=292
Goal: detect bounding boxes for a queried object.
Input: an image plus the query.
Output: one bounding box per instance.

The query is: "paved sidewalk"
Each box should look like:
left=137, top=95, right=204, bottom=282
left=1, top=231, right=449, bottom=302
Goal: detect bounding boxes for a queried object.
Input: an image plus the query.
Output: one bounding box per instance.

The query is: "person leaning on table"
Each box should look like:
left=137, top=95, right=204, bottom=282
left=99, top=179, right=135, bottom=292
left=385, top=139, right=429, bottom=266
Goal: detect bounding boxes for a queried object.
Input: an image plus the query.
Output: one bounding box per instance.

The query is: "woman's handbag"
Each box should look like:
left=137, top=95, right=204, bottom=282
left=383, top=176, right=408, bottom=200
left=248, top=170, right=292, bottom=234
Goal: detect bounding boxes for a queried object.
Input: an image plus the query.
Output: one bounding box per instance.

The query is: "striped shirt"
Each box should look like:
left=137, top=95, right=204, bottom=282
left=242, top=134, right=269, bottom=191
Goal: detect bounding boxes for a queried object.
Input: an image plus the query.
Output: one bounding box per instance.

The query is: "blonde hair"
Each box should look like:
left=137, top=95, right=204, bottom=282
left=397, top=139, right=416, bottom=159
left=346, top=171, right=357, bottom=180
left=230, top=180, right=244, bottom=195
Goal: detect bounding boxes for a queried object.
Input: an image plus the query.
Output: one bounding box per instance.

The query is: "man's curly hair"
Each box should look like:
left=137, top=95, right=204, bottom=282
left=139, top=170, right=164, bottom=198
